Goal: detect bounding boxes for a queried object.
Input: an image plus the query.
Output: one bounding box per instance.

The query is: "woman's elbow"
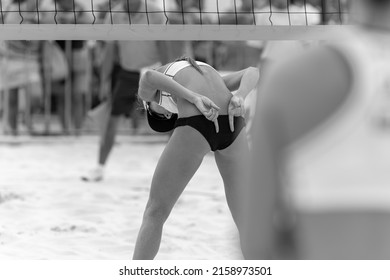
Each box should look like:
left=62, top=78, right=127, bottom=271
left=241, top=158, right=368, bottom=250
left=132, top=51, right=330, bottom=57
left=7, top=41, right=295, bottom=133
left=138, top=70, right=156, bottom=101
left=248, top=67, right=260, bottom=77
left=248, top=67, right=260, bottom=85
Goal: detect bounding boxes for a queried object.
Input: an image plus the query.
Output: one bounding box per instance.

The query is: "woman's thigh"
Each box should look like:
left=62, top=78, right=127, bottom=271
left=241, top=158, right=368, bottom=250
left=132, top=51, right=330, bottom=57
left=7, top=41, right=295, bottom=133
left=214, top=130, right=250, bottom=222
left=147, top=126, right=211, bottom=213
left=215, top=129, right=250, bottom=185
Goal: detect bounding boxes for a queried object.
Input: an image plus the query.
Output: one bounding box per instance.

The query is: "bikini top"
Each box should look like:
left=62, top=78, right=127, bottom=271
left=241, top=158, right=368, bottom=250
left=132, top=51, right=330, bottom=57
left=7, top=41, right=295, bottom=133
left=157, top=60, right=208, bottom=114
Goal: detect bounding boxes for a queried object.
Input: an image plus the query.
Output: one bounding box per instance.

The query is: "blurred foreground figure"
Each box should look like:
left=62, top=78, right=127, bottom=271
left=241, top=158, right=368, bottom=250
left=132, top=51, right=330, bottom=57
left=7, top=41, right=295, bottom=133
left=243, top=0, right=390, bottom=259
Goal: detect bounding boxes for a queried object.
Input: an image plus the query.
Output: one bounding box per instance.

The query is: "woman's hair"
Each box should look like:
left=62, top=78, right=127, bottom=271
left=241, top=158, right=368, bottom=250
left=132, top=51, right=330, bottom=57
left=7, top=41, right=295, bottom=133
left=175, top=56, right=204, bottom=75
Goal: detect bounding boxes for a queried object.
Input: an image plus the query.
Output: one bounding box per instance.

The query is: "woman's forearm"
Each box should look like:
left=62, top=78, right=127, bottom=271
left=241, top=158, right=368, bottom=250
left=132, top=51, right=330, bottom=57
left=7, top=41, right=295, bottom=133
left=235, top=67, right=260, bottom=99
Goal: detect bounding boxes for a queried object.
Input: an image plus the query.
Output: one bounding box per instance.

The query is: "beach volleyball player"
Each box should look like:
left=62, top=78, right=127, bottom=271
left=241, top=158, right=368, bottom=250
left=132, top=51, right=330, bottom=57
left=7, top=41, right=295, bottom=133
left=243, top=0, right=390, bottom=259
left=133, top=57, right=259, bottom=259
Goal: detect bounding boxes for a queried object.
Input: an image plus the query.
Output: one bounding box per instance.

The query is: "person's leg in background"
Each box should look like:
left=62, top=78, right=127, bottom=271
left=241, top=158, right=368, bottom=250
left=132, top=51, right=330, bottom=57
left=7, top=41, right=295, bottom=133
left=81, top=42, right=123, bottom=182
left=52, top=80, right=69, bottom=134
left=96, top=111, right=121, bottom=177
left=7, top=88, right=19, bottom=135
left=71, top=80, right=84, bottom=134
left=115, top=68, right=141, bottom=135
left=130, top=98, right=142, bottom=134
left=81, top=66, right=130, bottom=182
left=81, top=97, right=122, bottom=182
left=71, top=42, right=91, bottom=134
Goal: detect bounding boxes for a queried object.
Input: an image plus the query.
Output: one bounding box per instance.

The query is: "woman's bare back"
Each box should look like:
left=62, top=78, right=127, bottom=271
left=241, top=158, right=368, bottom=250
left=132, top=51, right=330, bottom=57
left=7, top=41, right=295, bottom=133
left=173, top=64, right=233, bottom=117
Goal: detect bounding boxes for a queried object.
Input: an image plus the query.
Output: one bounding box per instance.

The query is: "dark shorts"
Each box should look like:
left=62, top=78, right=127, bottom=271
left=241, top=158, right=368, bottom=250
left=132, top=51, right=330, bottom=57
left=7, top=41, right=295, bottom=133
left=174, top=115, right=246, bottom=151
left=111, top=66, right=140, bottom=116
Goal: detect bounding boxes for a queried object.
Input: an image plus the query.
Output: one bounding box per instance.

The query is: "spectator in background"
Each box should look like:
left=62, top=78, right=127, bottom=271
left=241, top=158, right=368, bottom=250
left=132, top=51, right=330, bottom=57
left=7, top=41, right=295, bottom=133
left=3, top=0, right=39, bottom=24
left=324, top=0, right=350, bottom=24
left=218, top=0, right=267, bottom=25
left=38, top=0, right=93, bottom=134
left=2, top=0, right=41, bottom=135
left=82, top=0, right=170, bottom=182
left=170, top=0, right=215, bottom=65
left=255, top=0, right=321, bottom=26
left=168, top=0, right=213, bottom=25
left=94, top=0, right=122, bottom=23
left=52, top=40, right=91, bottom=134
left=39, top=0, right=95, bottom=24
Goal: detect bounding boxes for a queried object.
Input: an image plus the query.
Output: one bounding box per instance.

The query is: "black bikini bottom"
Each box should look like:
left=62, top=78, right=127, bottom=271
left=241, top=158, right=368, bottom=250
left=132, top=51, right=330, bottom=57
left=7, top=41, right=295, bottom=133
left=174, top=115, right=246, bottom=151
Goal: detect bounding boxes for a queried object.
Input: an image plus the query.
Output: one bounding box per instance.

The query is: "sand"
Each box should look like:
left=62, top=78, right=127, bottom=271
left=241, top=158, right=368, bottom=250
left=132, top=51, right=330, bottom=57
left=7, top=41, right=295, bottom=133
left=0, top=135, right=241, bottom=260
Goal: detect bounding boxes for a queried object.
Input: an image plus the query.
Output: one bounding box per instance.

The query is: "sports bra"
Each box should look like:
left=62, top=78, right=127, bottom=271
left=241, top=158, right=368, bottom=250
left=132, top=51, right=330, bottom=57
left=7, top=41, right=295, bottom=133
left=157, top=60, right=208, bottom=114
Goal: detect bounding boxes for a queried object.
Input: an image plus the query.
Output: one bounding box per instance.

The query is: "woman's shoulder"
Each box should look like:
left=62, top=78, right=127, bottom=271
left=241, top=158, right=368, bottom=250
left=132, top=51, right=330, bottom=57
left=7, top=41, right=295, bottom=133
left=155, top=64, right=170, bottom=73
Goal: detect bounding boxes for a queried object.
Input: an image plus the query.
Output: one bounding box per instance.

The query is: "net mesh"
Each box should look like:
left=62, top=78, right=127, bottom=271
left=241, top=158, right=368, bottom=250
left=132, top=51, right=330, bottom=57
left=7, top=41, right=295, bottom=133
left=0, top=0, right=349, bottom=26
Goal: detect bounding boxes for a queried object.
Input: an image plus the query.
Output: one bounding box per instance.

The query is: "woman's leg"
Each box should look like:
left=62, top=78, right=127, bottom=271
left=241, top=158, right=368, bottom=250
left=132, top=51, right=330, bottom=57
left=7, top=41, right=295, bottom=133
left=8, top=88, right=19, bottom=135
left=214, top=130, right=250, bottom=231
left=133, top=126, right=210, bottom=260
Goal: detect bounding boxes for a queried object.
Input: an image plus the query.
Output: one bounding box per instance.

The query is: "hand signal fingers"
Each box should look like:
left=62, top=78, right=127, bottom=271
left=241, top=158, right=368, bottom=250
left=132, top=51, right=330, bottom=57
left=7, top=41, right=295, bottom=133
left=229, top=113, right=234, bottom=132
left=203, top=108, right=213, bottom=119
left=203, top=97, right=220, bottom=111
left=214, top=118, right=219, bottom=133
left=209, top=101, right=220, bottom=111
left=208, top=108, right=218, bottom=122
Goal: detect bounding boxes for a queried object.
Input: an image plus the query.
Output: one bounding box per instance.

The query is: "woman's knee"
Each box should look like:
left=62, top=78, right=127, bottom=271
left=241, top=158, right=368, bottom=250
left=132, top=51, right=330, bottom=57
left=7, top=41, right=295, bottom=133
left=143, top=201, right=171, bottom=224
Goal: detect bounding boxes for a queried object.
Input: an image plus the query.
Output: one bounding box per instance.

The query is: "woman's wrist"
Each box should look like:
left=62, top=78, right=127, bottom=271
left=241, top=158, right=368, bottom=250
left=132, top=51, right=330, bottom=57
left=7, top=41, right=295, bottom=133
left=232, top=89, right=244, bottom=98
left=188, top=91, right=201, bottom=104
left=234, top=90, right=246, bottom=100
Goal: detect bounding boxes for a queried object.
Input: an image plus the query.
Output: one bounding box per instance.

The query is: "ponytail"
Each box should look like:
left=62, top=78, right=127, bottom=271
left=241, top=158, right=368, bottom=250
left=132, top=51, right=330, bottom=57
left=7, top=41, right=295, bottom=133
left=175, top=56, right=204, bottom=75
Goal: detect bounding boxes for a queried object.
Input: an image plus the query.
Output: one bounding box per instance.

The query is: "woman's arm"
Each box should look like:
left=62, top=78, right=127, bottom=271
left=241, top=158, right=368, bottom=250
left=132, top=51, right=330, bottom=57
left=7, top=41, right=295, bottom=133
left=222, top=67, right=260, bottom=99
left=138, top=69, right=203, bottom=103
left=139, top=69, right=221, bottom=130
left=224, top=67, right=259, bottom=131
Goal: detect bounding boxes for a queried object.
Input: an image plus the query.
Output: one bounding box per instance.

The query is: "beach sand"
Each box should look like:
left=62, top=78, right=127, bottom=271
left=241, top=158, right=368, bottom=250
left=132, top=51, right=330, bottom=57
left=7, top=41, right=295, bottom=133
left=0, top=135, right=241, bottom=260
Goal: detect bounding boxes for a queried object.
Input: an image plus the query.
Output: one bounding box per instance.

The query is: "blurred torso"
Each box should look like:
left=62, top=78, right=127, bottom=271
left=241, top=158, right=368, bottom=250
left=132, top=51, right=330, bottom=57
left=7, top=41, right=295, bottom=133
left=285, top=29, right=390, bottom=210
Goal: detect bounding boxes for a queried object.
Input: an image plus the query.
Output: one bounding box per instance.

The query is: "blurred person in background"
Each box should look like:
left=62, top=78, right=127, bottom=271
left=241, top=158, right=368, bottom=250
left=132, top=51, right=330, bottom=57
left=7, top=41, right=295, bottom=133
left=168, top=0, right=213, bottom=25
left=40, top=0, right=93, bottom=134
left=94, top=0, right=122, bottom=23
left=212, top=0, right=265, bottom=73
left=81, top=0, right=173, bottom=182
left=218, top=0, right=267, bottom=25
left=167, top=0, right=215, bottom=65
left=3, top=0, right=39, bottom=23
left=3, top=0, right=93, bottom=135
left=2, top=0, right=41, bottom=135
left=50, top=40, right=91, bottom=134
left=243, top=0, right=390, bottom=259
left=39, top=0, right=95, bottom=24
left=323, top=0, right=350, bottom=24
left=255, top=0, right=321, bottom=26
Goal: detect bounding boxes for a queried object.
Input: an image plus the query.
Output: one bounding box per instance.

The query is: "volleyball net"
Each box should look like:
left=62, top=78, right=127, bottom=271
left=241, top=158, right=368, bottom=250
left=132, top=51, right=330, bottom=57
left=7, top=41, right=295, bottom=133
left=0, top=0, right=350, bottom=40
